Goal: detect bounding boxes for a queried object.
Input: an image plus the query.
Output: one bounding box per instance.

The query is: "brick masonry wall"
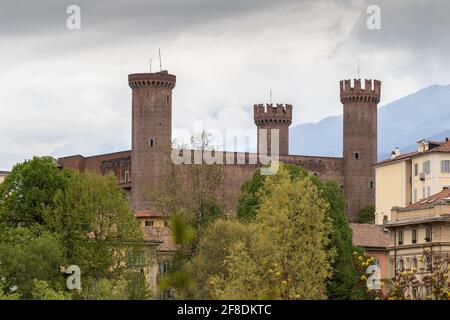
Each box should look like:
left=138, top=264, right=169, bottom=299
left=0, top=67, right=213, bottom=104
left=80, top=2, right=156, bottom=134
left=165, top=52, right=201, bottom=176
left=341, top=79, right=380, bottom=221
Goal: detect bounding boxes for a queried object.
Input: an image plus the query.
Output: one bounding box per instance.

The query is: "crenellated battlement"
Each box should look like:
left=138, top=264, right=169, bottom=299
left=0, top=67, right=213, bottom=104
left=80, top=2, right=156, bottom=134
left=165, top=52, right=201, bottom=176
left=340, top=79, right=381, bottom=104
left=128, top=70, right=176, bottom=89
left=253, top=103, right=292, bottom=125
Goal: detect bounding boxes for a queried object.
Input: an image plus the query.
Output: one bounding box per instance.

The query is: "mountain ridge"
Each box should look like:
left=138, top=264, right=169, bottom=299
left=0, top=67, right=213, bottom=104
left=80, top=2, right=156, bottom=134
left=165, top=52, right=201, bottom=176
left=289, top=84, right=450, bottom=160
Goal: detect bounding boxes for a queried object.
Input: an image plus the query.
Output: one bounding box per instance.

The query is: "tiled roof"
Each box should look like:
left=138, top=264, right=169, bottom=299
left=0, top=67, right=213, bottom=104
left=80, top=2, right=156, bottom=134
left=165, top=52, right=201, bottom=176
left=401, top=188, right=450, bottom=210
left=135, top=209, right=165, bottom=218
left=143, top=226, right=178, bottom=252
left=376, top=139, right=450, bottom=166
left=384, top=215, right=450, bottom=227
left=350, top=223, right=390, bottom=249
left=375, top=151, right=418, bottom=166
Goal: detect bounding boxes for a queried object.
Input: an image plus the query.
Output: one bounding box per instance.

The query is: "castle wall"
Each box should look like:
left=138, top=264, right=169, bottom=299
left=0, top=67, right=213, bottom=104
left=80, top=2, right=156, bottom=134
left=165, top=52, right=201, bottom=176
left=59, top=151, right=344, bottom=214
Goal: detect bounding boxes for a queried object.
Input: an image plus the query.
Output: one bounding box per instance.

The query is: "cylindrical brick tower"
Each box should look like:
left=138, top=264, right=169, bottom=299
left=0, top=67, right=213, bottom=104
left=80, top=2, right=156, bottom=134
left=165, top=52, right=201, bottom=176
left=254, top=103, right=292, bottom=156
left=129, top=70, right=176, bottom=211
left=340, top=79, right=381, bottom=221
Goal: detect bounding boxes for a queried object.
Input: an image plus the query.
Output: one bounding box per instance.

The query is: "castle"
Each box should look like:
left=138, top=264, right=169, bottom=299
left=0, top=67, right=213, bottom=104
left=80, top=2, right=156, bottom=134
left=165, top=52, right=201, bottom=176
left=58, top=69, right=381, bottom=222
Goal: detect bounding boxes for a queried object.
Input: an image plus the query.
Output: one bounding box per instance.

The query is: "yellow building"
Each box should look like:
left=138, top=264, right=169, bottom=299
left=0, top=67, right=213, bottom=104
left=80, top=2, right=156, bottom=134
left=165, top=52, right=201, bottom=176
left=375, top=139, right=450, bottom=225
left=384, top=188, right=450, bottom=298
left=135, top=210, right=177, bottom=299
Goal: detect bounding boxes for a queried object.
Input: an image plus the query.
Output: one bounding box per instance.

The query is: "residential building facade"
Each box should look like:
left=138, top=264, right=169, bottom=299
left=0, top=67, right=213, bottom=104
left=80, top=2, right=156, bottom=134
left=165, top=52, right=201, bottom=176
left=375, top=139, right=450, bottom=224
left=384, top=188, right=450, bottom=298
left=350, top=223, right=390, bottom=280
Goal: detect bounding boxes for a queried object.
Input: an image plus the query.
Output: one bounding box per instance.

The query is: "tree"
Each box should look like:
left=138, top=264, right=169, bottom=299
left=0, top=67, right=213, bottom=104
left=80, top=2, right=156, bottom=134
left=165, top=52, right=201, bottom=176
left=0, top=225, right=67, bottom=299
left=356, top=205, right=376, bottom=224
left=188, top=218, right=252, bottom=299
left=321, top=181, right=357, bottom=299
left=0, top=280, right=20, bottom=300
left=235, top=163, right=356, bottom=299
left=0, top=156, right=70, bottom=227
left=211, top=164, right=334, bottom=299
left=44, top=172, right=147, bottom=285
left=31, top=280, right=72, bottom=300
left=0, top=157, right=153, bottom=300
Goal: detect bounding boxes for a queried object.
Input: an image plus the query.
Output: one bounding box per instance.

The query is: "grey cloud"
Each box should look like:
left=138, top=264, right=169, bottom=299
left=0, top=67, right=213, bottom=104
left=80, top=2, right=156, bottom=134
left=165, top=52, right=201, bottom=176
left=1, top=0, right=449, bottom=170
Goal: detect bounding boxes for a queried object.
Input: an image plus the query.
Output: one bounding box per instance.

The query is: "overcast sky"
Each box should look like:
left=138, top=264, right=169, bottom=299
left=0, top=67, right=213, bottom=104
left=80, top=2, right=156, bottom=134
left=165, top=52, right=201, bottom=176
left=1, top=0, right=450, bottom=170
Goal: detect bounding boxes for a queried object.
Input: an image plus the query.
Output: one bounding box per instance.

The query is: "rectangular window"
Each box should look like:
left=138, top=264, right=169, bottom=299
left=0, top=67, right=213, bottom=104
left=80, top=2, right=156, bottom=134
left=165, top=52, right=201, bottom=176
left=398, top=230, right=403, bottom=245
left=413, top=189, right=417, bottom=202
left=425, top=227, right=432, bottom=242
left=414, top=163, right=419, bottom=176
left=145, top=220, right=154, bottom=227
left=427, top=186, right=431, bottom=197
left=441, top=160, right=450, bottom=173
left=422, top=187, right=426, bottom=199
left=423, top=160, right=430, bottom=174
left=124, top=170, right=130, bottom=182
left=412, top=229, right=417, bottom=244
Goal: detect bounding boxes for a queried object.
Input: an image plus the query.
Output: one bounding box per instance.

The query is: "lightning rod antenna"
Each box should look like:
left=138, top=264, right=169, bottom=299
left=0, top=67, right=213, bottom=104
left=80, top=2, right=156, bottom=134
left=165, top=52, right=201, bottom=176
left=159, top=49, right=162, bottom=71
left=357, top=58, right=360, bottom=79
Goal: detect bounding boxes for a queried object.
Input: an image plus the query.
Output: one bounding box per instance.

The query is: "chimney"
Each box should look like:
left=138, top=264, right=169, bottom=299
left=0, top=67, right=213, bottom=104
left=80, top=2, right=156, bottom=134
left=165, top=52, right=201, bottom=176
left=390, top=147, right=401, bottom=159
left=446, top=137, right=449, bottom=142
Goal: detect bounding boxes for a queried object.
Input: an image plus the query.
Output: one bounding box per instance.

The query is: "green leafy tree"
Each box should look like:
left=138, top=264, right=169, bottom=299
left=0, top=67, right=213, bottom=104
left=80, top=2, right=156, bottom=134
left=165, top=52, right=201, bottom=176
left=188, top=218, right=252, bottom=299
left=0, top=157, right=153, bottom=300
left=31, top=280, right=72, bottom=300
left=0, top=225, right=67, bottom=299
left=0, top=156, right=70, bottom=227
left=321, top=181, right=356, bottom=299
left=211, top=164, right=334, bottom=299
left=44, top=172, right=146, bottom=284
left=356, top=205, right=376, bottom=224
left=0, top=280, right=20, bottom=300
left=236, top=163, right=356, bottom=299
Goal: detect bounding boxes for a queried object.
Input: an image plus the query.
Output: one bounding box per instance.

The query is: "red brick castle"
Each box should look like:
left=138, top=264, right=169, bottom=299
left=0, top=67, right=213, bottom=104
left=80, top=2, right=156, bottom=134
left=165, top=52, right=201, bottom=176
left=58, top=69, right=381, bottom=221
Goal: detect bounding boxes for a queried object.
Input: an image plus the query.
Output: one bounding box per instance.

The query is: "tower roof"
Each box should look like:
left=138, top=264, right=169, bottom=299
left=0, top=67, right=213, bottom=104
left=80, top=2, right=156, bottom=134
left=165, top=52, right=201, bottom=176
left=253, top=103, right=292, bottom=125
left=128, top=71, right=176, bottom=89
left=340, top=79, right=381, bottom=104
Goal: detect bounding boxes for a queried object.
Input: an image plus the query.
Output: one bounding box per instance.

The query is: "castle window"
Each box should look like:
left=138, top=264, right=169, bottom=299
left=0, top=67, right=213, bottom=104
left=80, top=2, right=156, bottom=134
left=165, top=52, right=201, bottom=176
left=145, top=220, right=154, bottom=227
left=414, top=163, right=419, bottom=176
left=354, top=152, right=360, bottom=159
left=149, top=138, right=154, bottom=147
left=166, top=95, right=170, bottom=102
left=124, top=170, right=130, bottom=183
left=369, top=180, right=374, bottom=189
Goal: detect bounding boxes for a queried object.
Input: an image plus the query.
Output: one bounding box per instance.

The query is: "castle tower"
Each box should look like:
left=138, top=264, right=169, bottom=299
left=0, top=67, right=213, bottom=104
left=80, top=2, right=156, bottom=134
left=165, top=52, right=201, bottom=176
left=128, top=70, right=176, bottom=211
left=254, top=103, right=292, bottom=155
left=340, top=79, right=381, bottom=221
